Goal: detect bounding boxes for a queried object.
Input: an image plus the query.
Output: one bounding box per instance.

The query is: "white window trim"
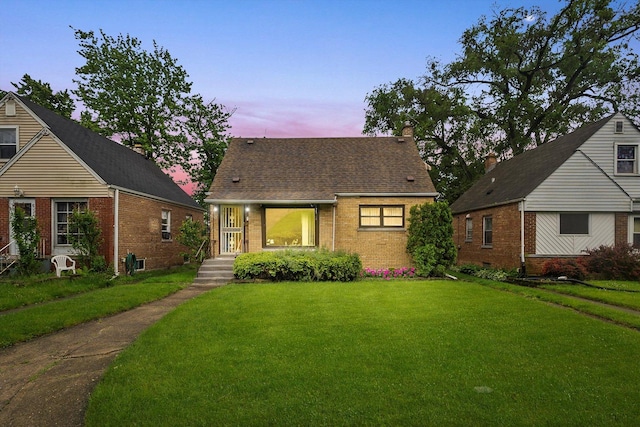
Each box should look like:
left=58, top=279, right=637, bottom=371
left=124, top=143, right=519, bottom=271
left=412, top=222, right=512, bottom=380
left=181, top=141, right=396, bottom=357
left=615, top=120, right=624, bottom=134
left=51, top=199, right=88, bottom=255
left=465, top=217, right=473, bottom=242
left=161, top=210, right=172, bottom=241
left=0, top=125, right=19, bottom=160
left=482, top=216, right=492, bottom=247
left=614, top=142, right=639, bottom=175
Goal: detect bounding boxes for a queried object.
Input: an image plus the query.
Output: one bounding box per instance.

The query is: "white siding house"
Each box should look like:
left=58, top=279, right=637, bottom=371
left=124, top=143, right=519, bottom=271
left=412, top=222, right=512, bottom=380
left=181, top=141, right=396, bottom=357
left=451, top=113, right=640, bottom=274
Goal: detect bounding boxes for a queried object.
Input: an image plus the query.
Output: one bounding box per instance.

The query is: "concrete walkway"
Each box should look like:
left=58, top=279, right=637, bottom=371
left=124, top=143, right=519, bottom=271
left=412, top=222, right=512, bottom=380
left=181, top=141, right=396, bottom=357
left=0, top=282, right=222, bottom=427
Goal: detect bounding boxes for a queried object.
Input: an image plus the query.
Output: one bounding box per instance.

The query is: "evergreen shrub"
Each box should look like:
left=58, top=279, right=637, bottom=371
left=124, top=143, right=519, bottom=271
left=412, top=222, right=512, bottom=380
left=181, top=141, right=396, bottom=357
left=233, top=249, right=362, bottom=282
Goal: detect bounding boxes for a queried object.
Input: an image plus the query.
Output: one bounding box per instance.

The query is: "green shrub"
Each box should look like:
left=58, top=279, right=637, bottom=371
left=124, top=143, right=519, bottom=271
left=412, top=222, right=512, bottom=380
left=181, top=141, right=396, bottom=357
left=475, top=269, right=509, bottom=281
left=176, top=218, right=208, bottom=262
left=458, top=264, right=482, bottom=275
left=68, top=209, right=105, bottom=271
left=581, top=244, right=640, bottom=280
left=233, top=250, right=362, bottom=282
left=11, top=206, right=41, bottom=276
left=406, top=202, right=456, bottom=277
left=541, top=258, right=588, bottom=280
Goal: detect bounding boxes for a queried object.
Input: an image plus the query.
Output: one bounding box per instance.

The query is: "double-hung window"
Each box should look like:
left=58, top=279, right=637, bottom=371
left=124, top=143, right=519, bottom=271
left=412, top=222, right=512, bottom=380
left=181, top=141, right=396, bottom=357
left=162, top=210, right=172, bottom=240
left=55, top=201, right=88, bottom=245
left=482, top=216, right=493, bottom=247
left=359, top=206, right=404, bottom=228
left=616, top=144, right=638, bottom=174
left=0, top=126, right=17, bottom=159
left=633, top=218, right=640, bottom=248
left=465, top=217, right=473, bottom=241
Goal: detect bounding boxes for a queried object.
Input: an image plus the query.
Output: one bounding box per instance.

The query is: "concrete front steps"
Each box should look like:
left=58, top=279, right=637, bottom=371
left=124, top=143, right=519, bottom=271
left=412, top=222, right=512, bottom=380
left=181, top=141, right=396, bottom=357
left=194, top=255, right=236, bottom=285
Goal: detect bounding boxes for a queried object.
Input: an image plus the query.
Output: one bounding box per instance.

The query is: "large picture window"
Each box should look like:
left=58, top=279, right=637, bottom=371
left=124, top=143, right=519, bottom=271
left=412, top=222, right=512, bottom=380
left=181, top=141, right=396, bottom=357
left=0, top=127, right=17, bottom=159
left=265, top=207, right=316, bottom=247
left=616, top=144, right=638, bottom=174
left=55, top=201, right=88, bottom=245
left=359, top=206, right=404, bottom=228
left=559, top=213, right=589, bottom=235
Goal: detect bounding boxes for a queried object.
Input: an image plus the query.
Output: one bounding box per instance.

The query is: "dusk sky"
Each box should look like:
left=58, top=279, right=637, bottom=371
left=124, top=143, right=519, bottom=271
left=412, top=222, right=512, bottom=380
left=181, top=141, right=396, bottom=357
left=1, top=0, right=567, bottom=139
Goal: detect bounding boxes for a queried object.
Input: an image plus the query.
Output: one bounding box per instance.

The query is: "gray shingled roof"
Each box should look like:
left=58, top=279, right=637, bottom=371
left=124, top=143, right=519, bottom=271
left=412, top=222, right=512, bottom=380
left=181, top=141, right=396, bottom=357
left=450, top=115, right=613, bottom=214
left=15, top=95, right=201, bottom=209
left=207, top=136, right=437, bottom=203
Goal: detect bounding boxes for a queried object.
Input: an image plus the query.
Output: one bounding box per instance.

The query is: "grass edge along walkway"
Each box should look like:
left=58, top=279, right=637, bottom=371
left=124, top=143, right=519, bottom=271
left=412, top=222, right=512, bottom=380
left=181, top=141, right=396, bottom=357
left=455, top=272, right=640, bottom=330
left=86, top=279, right=640, bottom=426
left=0, top=267, right=197, bottom=348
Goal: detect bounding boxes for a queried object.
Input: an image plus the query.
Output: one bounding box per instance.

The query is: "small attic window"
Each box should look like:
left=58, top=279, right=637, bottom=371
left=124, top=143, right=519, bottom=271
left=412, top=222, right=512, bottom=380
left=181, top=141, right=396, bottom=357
left=615, top=121, right=624, bottom=133
left=5, top=100, right=16, bottom=117
left=232, top=177, right=240, bottom=183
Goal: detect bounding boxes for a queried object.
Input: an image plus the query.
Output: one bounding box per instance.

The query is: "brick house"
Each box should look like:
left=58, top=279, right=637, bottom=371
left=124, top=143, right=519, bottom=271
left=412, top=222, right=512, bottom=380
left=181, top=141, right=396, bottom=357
left=451, top=113, right=640, bottom=274
left=0, top=92, right=204, bottom=273
left=204, top=125, right=438, bottom=269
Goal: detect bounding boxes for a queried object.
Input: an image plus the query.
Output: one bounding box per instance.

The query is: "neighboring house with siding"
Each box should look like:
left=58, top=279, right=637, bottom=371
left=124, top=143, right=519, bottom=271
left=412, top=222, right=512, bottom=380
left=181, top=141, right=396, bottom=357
left=0, top=92, right=204, bottom=274
left=205, top=125, right=438, bottom=269
left=451, top=113, right=640, bottom=274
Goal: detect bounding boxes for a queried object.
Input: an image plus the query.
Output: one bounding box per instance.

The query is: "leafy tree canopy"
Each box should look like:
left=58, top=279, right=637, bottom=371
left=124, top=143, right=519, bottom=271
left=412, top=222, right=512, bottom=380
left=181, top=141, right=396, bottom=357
left=5, top=74, right=75, bottom=118
left=71, top=27, right=232, bottom=204
left=364, top=0, right=640, bottom=202
left=72, top=27, right=191, bottom=166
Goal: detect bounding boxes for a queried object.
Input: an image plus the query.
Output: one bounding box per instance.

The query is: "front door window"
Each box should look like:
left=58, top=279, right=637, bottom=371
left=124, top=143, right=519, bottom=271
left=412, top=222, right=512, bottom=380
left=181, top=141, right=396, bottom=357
left=9, top=199, right=35, bottom=256
left=220, top=206, right=244, bottom=254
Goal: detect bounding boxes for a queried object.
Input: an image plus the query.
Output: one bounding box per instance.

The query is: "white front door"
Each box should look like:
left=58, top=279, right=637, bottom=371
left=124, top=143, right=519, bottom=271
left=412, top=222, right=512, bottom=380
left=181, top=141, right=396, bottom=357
left=9, top=199, right=36, bottom=256
left=220, top=205, right=244, bottom=254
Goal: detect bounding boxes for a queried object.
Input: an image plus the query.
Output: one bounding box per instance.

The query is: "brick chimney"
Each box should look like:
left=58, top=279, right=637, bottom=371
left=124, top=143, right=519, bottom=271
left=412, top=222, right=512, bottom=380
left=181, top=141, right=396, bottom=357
left=401, top=121, right=414, bottom=138
left=484, top=153, right=497, bottom=173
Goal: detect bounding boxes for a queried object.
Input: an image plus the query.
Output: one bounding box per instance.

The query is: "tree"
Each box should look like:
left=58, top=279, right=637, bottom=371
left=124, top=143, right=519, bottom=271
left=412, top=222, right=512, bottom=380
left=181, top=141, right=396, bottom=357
left=68, top=209, right=106, bottom=271
left=365, top=0, right=640, bottom=202
left=406, top=201, right=456, bottom=277
left=11, top=207, right=41, bottom=276
left=176, top=217, right=208, bottom=263
left=72, top=27, right=192, bottom=167
left=173, top=95, right=234, bottom=205
left=11, top=74, right=75, bottom=118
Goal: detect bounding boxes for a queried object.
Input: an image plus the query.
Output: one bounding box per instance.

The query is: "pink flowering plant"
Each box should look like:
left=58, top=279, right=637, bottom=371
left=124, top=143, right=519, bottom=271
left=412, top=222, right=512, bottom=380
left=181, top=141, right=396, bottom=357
left=361, top=267, right=416, bottom=280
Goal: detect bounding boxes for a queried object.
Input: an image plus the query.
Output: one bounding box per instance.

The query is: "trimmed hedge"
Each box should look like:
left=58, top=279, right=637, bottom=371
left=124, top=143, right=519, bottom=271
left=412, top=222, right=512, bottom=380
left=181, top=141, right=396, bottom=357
left=233, top=250, right=362, bottom=282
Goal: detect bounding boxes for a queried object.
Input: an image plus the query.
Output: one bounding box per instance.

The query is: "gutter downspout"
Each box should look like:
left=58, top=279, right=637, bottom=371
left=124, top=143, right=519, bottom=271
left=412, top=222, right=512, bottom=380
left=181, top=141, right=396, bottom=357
left=114, top=188, right=119, bottom=276
left=332, top=196, right=337, bottom=251
left=520, top=200, right=525, bottom=277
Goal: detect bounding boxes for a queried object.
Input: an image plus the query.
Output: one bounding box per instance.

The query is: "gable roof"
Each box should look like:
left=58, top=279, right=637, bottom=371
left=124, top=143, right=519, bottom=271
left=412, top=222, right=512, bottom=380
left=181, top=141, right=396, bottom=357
left=207, top=136, right=437, bottom=203
left=450, top=115, right=614, bottom=214
left=2, top=93, right=200, bottom=209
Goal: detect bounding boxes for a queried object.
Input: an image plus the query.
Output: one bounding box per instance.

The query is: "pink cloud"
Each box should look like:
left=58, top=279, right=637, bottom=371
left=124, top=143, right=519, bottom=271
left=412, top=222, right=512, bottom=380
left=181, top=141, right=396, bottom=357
left=171, top=98, right=370, bottom=195
left=224, top=99, right=367, bottom=138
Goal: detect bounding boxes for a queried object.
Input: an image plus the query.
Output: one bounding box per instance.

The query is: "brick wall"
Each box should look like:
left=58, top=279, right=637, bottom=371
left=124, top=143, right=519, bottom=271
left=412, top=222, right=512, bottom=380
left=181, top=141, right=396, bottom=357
left=453, top=203, right=523, bottom=271
left=210, top=197, right=433, bottom=269
left=118, top=192, right=204, bottom=272
left=334, top=196, right=432, bottom=269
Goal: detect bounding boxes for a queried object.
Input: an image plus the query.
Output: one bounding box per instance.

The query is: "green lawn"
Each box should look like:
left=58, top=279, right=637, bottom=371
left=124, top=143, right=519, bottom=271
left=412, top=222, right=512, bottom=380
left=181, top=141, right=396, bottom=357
left=86, top=280, right=640, bottom=426
left=0, top=266, right=197, bottom=347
